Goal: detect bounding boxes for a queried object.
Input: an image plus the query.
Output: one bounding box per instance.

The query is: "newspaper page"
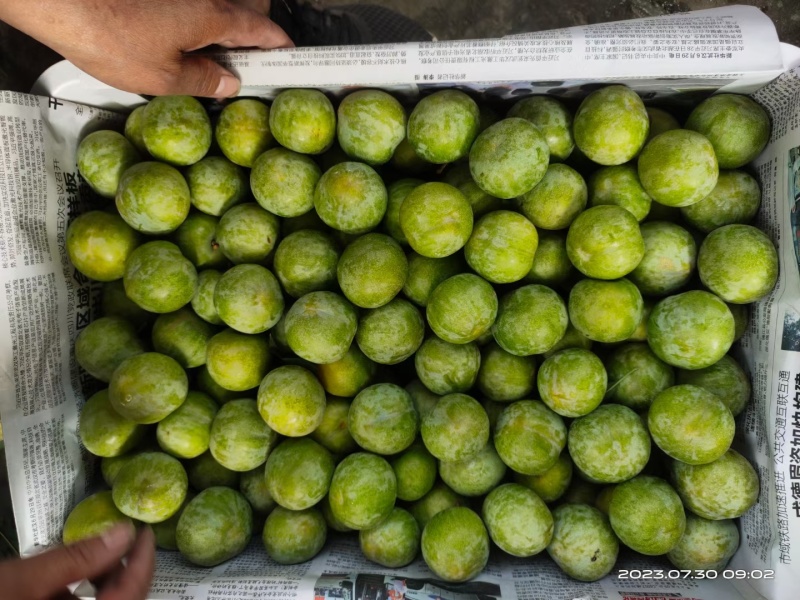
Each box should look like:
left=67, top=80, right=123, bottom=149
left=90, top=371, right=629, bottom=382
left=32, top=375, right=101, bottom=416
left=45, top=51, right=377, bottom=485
left=1, top=4, right=799, bottom=600
left=212, top=4, right=783, bottom=98
left=77, top=535, right=753, bottom=600
left=723, top=59, right=800, bottom=600
left=0, top=91, right=120, bottom=555
left=33, top=5, right=784, bottom=108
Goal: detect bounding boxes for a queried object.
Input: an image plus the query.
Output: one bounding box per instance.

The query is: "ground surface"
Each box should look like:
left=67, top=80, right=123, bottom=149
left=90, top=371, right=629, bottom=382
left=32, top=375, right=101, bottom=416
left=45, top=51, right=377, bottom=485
left=0, top=1, right=798, bottom=93
left=319, top=0, right=798, bottom=44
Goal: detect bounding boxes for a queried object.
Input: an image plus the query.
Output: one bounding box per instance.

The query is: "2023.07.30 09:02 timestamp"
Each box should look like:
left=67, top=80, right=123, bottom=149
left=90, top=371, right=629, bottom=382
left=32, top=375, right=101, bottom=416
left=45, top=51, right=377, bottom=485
left=618, top=569, right=776, bottom=580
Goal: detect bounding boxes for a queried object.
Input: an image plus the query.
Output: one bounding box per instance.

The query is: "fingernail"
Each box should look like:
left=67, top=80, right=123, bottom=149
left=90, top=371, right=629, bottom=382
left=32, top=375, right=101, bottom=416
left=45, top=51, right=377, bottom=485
left=101, top=522, right=136, bottom=551
left=215, top=74, right=240, bottom=99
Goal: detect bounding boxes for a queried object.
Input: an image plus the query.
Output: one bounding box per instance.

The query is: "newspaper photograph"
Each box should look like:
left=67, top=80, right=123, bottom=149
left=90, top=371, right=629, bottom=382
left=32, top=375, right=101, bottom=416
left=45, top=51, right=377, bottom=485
left=313, top=572, right=503, bottom=600
left=1, top=4, right=800, bottom=600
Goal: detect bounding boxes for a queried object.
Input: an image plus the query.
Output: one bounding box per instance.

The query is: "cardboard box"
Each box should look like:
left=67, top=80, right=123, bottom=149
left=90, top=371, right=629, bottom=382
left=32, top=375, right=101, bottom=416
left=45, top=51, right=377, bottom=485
left=1, top=4, right=799, bottom=600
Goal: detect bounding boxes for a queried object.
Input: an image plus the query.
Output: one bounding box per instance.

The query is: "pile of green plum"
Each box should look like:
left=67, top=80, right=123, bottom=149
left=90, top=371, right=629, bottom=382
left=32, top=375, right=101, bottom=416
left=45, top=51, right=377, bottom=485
left=63, top=83, right=776, bottom=582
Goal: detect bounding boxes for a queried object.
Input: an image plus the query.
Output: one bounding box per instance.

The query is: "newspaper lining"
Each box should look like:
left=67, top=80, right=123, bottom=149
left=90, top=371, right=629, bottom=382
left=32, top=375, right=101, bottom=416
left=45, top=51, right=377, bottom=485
left=1, top=5, right=799, bottom=600
left=212, top=5, right=783, bottom=92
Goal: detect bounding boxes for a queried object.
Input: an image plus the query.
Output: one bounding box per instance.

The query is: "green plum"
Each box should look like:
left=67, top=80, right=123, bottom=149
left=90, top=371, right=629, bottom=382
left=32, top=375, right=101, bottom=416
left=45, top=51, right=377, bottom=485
left=216, top=203, right=280, bottom=265
left=270, top=89, right=336, bottom=154
left=493, top=285, right=568, bottom=355
left=214, top=264, right=284, bottom=334
left=519, top=164, right=587, bottom=230
left=123, top=241, right=197, bottom=313
left=251, top=147, right=321, bottom=217
left=215, top=98, right=274, bottom=167
left=685, top=94, right=770, bottom=169
left=156, top=391, right=218, bottom=459
left=75, top=316, right=145, bottom=382
left=79, top=389, right=144, bottom=458
left=573, top=85, right=648, bottom=165
left=112, top=451, right=188, bottom=523
left=205, top=328, right=271, bottom=392
left=274, top=229, right=340, bottom=298
left=638, top=130, right=719, bottom=207
left=284, top=291, right=358, bottom=364
left=108, top=352, right=188, bottom=424
left=258, top=365, right=326, bottom=437
left=152, top=307, right=216, bottom=368
left=468, top=118, right=549, bottom=199
left=337, top=89, right=406, bottom=165
left=186, top=156, right=247, bottom=217
left=349, top=384, right=418, bottom=455
left=508, top=96, right=574, bottom=160
left=142, top=95, right=211, bottom=166
left=465, top=210, right=538, bottom=283
left=399, top=182, right=473, bottom=258
left=77, top=130, right=141, bottom=198
left=209, top=399, right=277, bottom=471
left=314, top=162, right=387, bottom=234
left=177, top=487, right=252, bottom=566
left=407, top=90, right=480, bottom=163
left=263, top=506, right=327, bottom=564
left=265, top=438, right=335, bottom=510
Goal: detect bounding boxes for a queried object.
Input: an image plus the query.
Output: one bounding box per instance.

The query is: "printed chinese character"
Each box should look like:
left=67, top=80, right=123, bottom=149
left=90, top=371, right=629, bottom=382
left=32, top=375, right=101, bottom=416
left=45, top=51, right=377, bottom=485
left=64, top=172, right=78, bottom=196
left=75, top=309, right=91, bottom=330
left=76, top=286, right=91, bottom=310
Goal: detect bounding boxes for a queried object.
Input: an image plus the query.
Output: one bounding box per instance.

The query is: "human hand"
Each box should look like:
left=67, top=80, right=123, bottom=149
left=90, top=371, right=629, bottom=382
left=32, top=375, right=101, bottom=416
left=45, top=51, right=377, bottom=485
left=0, top=0, right=293, bottom=98
left=0, top=522, right=156, bottom=600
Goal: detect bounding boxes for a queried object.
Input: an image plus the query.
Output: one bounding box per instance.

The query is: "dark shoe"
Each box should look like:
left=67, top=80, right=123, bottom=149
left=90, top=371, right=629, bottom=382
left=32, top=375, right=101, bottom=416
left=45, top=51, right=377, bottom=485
left=270, top=0, right=433, bottom=46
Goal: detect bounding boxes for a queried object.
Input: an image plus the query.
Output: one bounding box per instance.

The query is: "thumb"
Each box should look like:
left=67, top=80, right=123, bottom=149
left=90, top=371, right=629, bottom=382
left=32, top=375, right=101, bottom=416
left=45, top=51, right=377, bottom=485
left=170, top=55, right=242, bottom=99
left=8, top=522, right=136, bottom=599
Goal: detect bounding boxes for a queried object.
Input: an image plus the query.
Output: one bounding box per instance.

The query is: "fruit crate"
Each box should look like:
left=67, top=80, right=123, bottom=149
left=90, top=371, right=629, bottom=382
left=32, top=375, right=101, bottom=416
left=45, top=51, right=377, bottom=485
left=1, top=4, right=800, bottom=600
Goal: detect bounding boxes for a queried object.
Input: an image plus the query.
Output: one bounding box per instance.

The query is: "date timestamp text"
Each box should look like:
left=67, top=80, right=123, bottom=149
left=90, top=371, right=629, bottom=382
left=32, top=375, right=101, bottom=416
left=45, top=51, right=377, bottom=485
left=618, top=569, right=775, bottom=580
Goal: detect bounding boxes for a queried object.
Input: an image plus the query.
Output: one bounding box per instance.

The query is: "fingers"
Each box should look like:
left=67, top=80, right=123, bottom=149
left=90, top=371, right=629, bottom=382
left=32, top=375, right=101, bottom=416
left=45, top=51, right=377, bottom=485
left=91, top=561, right=125, bottom=594
left=173, top=0, right=294, bottom=98
left=89, top=0, right=293, bottom=98
left=97, top=526, right=156, bottom=600
left=206, top=1, right=294, bottom=49
left=165, top=54, right=241, bottom=98
left=216, top=15, right=294, bottom=49
left=5, top=522, right=135, bottom=599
